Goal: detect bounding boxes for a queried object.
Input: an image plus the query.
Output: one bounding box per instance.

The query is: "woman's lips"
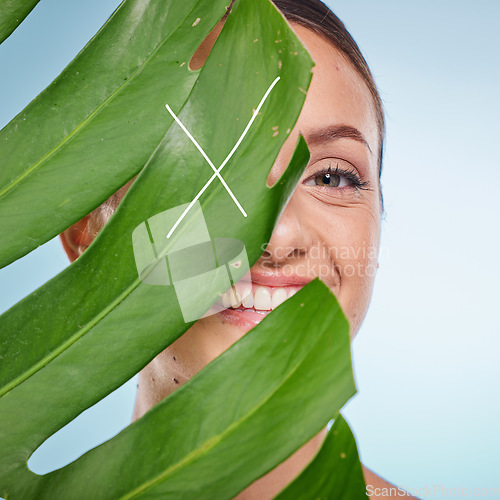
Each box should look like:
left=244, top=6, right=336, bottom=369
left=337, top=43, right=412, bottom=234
left=218, top=307, right=272, bottom=330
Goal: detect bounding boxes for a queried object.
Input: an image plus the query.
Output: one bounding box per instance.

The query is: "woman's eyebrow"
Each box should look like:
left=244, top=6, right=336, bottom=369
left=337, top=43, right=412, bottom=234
left=304, top=124, right=372, bottom=153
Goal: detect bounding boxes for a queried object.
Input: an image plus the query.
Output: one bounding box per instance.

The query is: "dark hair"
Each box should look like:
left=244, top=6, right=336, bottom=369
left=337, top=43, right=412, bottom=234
left=273, top=0, right=385, bottom=178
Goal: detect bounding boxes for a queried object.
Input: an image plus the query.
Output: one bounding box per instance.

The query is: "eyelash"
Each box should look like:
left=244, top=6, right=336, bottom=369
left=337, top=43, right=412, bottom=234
left=303, top=161, right=370, bottom=191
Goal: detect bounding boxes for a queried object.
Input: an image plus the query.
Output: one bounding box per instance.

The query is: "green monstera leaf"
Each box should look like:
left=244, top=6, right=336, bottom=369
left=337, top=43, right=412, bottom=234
left=0, top=0, right=366, bottom=498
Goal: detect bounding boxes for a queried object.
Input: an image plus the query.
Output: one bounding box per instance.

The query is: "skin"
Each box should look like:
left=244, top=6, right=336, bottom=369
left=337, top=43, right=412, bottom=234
left=61, top=22, right=413, bottom=500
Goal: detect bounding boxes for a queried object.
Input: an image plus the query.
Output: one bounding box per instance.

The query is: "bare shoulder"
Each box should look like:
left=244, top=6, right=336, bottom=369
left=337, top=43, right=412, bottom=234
left=362, top=465, right=417, bottom=499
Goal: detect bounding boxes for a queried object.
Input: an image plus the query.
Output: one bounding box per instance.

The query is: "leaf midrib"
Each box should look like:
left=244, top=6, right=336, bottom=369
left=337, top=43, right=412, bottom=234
left=0, top=276, right=142, bottom=398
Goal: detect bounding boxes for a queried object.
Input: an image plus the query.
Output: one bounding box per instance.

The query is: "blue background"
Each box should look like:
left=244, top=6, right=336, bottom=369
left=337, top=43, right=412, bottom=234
left=1, top=0, right=499, bottom=497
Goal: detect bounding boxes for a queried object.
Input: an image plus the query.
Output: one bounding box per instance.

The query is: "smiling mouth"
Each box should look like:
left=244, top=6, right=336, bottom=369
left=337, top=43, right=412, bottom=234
left=214, top=281, right=306, bottom=330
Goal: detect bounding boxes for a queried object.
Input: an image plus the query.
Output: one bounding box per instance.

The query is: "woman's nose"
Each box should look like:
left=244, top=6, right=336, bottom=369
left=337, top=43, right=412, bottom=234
left=258, top=199, right=309, bottom=266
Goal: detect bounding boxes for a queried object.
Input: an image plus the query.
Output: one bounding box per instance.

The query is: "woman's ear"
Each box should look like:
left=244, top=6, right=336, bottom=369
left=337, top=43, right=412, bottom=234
left=59, top=216, right=94, bottom=263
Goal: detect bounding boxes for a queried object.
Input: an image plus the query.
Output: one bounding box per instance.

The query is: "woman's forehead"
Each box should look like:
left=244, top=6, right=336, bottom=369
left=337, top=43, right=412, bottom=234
left=267, top=25, right=379, bottom=185
left=293, top=25, right=379, bottom=159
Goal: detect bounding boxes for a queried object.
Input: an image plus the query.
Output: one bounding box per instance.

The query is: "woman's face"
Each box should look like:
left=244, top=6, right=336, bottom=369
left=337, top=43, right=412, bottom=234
left=62, top=24, right=381, bottom=399
left=135, top=25, right=382, bottom=394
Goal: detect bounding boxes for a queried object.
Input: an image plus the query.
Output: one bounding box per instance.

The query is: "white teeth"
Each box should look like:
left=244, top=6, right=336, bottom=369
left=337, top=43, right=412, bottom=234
left=221, top=292, right=231, bottom=308
left=253, top=286, right=272, bottom=310
left=241, top=289, right=254, bottom=308
left=220, top=285, right=297, bottom=310
left=229, top=287, right=241, bottom=308
left=235, top=279, right=252, bottom=300
left=271, top=288, right=288, bottom=309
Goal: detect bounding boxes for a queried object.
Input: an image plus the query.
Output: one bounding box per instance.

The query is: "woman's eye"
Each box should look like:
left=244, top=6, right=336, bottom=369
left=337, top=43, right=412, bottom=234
left=302, top=160, right=369, bottom=192
left=303, top=169, right=351, bottom=188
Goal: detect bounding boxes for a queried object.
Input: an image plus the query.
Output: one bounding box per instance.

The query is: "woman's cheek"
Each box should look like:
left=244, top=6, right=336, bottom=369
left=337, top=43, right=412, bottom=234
left=325, top=208, right=380, bottom=337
